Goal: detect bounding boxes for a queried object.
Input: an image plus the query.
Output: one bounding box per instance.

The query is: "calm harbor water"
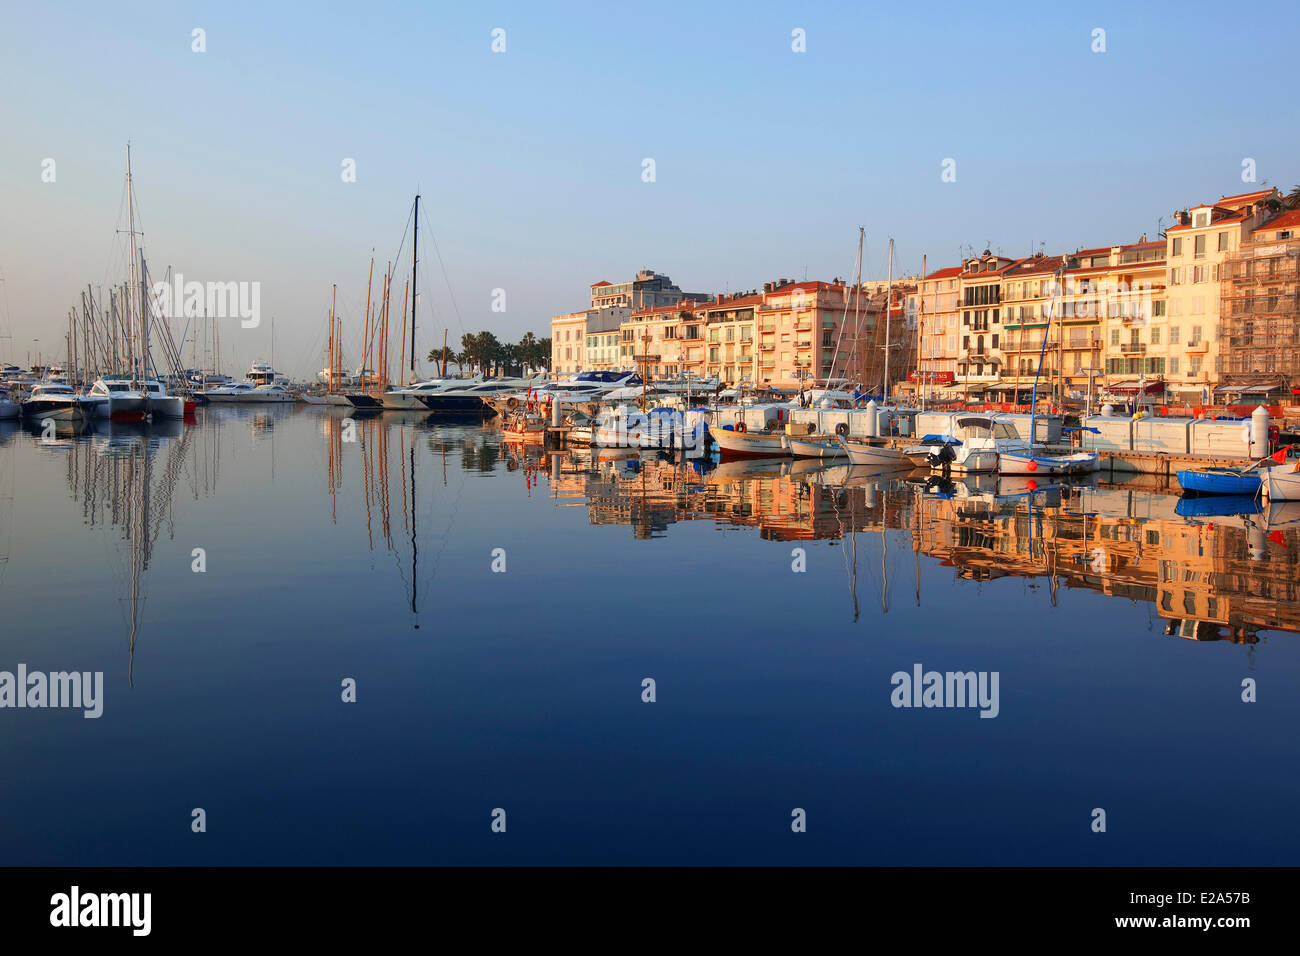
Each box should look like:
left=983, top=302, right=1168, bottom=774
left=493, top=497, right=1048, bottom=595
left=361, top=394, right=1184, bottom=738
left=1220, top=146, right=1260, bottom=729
left=1, top=407, right=1298, bottom=865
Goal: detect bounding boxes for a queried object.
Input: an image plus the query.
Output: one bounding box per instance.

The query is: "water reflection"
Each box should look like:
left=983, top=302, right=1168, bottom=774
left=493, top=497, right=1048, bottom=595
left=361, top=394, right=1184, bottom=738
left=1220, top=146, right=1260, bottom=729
left=537, top=449, right=1300, bottom=642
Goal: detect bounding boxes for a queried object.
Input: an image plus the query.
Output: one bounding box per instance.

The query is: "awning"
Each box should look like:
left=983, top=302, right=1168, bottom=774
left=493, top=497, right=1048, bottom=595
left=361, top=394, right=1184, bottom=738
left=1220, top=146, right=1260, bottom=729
left=1105, top=380, right=1166, bottom=395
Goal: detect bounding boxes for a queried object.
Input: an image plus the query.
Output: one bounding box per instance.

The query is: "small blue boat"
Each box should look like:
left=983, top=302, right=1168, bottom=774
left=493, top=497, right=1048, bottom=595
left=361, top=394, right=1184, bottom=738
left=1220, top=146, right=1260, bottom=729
left=1177, top=467, right=1261, bottom=497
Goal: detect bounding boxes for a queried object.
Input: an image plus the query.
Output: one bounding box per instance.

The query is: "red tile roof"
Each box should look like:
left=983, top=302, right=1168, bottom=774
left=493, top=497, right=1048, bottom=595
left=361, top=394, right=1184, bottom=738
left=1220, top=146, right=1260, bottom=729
left=924, top=266, right=963, bottom=280
left=1166, top=209, right=1246, bottom=232
left=1216, top=188, right=1278, bottom=207
left=1258, top=208, right=1300, bottom=232
left=590, top=280, right=612, bottom=287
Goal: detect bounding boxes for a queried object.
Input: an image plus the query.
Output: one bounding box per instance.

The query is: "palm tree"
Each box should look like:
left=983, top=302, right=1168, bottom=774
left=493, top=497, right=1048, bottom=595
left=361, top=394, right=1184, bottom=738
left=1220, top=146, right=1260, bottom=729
left=518, top=331, right=538, bottom=372
left=537, top=336, right=552, bottom=372
left=1286, top=185, right=1300, bottom=210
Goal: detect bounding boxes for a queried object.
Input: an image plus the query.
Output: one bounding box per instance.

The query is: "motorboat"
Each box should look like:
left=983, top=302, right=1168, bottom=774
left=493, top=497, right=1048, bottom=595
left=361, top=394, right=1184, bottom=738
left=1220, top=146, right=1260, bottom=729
left=21, top=382, right=85, bottom=422
left=0, top=389, right=19, bottom=420
left=484, top=371, right=641, bottom=415
left=381, top=376, right=481, bottom=410
left=914, top=414, right=1097, bottom=476
left=591, top=405, right=703, bottom=452
left=203, top=381, right=258, bottom=402
left=419, top=378, right=532, bottom=414
left=904, top=434, right=999, bottom=474
left=242, top=384, right=296, bottom=403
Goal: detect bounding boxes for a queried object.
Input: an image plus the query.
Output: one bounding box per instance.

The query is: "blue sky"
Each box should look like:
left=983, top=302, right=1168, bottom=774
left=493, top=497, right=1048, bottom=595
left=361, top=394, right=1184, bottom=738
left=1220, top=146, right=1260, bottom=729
left=1, top=0, right=1295, bottom=377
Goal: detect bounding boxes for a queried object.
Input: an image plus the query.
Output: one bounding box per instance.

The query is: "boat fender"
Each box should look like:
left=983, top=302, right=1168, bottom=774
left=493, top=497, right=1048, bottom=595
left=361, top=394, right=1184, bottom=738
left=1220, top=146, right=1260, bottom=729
left=1027, top=459, right=1039, bottom=472
left=835, top=423, right=849, bottom=437
left=735, top=421, right=747, bottom=434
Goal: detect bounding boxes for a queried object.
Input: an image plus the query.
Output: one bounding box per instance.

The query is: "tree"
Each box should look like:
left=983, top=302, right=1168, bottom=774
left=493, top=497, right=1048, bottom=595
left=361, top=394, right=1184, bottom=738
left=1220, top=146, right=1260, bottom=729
left=518, top=331, right=538, bottom=371
left=460, top=332, right=481, bottom=373
left=475, top=331, right=502, bottom=375
left=427, top=345, right=454, bottom=373
left=537, top=337, right=552, bottom=371
left=1286, top=185, right=1300, bottom=210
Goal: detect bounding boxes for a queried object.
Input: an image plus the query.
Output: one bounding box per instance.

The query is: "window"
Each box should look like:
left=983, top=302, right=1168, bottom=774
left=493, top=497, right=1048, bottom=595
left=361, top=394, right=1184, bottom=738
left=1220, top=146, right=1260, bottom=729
left=1171, top=237, right=1183, bottom=257
left=1152, top=300, right=1166, bottom=317
left=1110, top=329, right=1120, bottom=346
left=1280, top=230, right=1293, bottom=240
left=1193, top=212, right=1208, bottom=227
left=1169, top=325, right=1180, bottom=344
left=1151, top=327, right=1161, bottom=345
left=1194, top=235, right=1206, bottom=259
left=1169, top=356, right=1179, bottom=374
left=1218, top=231, right=1229, bottom=251
left=1191, top=324, right=1202, bottom=344
left=1190, top=357, right=1203, bottom=374
left=963, top=335, right=970, bottom=350
left=991, top=334, right=999, bottom=348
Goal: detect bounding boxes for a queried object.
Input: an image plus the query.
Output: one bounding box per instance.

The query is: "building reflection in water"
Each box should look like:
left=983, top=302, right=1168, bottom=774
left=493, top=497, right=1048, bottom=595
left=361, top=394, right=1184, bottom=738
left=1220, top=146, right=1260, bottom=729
left=538, top=449, right=1300, bottom=643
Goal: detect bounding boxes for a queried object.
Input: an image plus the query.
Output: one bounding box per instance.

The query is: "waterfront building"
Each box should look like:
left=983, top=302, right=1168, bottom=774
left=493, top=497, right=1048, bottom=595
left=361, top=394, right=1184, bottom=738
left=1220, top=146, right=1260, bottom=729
left=952, top=251, right=1016, bottom=399
left=589, top=269, right=711, bottom=311
left=1219, top=206, right=1300, bottom=396
left=1161, top=188, right=1280, bottom=403
left=550, top=306, right=629, bottom=376
left=913, top=266, right=963, bottom=397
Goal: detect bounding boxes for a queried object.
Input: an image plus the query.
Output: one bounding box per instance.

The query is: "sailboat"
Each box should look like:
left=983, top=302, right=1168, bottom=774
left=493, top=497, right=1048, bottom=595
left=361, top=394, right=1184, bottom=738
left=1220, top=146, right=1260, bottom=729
left=838, top=236, right=910, bottom=467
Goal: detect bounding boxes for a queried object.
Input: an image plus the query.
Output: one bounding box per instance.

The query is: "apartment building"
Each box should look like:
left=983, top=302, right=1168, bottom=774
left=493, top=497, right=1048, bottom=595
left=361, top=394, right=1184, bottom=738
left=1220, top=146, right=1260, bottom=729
left=914, top=266, right=962, bottom=393
left=1161, top=188, right=1281, bottom=402
left=1219, top=206, right=1300, bottom=394
left=953, top=251, right=1016, bottom=398
left=550, top=306, right=629, bottom=375
left=589, top=270, right=711, bottom=311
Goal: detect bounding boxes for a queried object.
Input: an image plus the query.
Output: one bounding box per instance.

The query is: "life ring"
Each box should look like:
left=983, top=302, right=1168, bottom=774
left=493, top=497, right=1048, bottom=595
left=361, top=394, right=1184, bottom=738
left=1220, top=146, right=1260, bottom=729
left=506, top=397, right=519, bottom=410
left=835, top=423, right=849, bottom=437
left=735, top=421, right=748, bottom=433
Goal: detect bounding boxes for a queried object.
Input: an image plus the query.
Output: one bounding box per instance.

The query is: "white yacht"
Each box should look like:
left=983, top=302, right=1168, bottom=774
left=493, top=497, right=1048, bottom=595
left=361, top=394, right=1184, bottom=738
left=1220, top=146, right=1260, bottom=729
left=381, top=376, right=481, bottom=410
left=21, top=382, right=84, bottom=422
left=204, top=381, right=258, bottom=402
left=88, top=376, right=146, bottom=420
left=419, top=377, right=535, bottom=414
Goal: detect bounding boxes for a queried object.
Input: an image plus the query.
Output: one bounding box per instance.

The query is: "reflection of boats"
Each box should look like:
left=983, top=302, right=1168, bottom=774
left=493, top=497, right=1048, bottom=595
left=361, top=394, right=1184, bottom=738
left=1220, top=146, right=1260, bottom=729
left=1176, top=494, right=1262, bottom=518
left=1264, top=500, right=1300, bottom=528
left=1178, top=467, right=1261, bottom=496
left=706, top=456, right=789, bottom=483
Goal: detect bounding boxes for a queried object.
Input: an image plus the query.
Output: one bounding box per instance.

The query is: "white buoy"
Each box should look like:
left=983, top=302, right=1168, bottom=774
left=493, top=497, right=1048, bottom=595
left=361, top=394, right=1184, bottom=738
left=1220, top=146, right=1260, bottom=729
left=864, top=399, right=878, bottom=437
left=1101, top=404, right=1115, bottom=418
left=1250, top=405, right=1269, bottom=460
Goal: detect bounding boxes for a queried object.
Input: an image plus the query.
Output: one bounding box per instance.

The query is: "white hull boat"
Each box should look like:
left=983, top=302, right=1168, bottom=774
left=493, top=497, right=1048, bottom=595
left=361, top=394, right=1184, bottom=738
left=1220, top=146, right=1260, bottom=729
left=787, top=437, right=848, bottom=459
left=710, top=425, right=791, bottom=458
left=837, top=436, right=911, bottom=467
left=1261, top=461, right=1300, bottom=500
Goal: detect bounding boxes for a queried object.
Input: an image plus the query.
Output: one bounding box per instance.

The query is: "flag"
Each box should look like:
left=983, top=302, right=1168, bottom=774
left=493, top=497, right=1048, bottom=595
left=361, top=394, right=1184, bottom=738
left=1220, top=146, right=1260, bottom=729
left=1270, top=445, right=1290, bottom=465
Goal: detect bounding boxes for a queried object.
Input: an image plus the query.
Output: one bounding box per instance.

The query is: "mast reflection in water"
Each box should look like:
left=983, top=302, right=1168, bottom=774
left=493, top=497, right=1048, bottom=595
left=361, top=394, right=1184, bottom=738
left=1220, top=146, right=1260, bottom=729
left=1, top=409, right=1298, bottom=866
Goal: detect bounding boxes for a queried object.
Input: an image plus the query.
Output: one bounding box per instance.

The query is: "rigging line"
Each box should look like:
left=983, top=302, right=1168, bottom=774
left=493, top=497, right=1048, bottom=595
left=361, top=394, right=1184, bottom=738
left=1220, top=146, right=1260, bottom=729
left=419, top=202, right=466, bottom=337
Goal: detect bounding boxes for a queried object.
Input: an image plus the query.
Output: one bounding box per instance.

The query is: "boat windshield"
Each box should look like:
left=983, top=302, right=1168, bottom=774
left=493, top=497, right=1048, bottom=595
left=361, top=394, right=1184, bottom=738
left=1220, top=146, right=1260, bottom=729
left=992, top=422, right=1020, bottom=440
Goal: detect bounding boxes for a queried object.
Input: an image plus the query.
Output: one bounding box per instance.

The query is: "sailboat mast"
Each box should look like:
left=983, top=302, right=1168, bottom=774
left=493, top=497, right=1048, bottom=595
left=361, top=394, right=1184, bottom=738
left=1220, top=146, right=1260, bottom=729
left=410, top=194, right=419, bottom=377
left=917, top=254, right=926, bottom=410
left=883, top=238, right=894, bottom=402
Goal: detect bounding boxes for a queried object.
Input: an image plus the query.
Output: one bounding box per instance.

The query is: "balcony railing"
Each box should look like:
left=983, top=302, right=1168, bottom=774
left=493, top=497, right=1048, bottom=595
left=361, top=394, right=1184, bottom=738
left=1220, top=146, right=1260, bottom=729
left=1185, top=340, right=1208, bottom=353
left=1120, top=342, right=1146, bottom=354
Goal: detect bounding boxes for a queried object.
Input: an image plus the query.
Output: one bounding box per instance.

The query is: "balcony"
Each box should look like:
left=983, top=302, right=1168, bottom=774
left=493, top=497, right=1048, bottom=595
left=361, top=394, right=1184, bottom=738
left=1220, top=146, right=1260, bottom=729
left=1185, top=340, right=1208, bottom=353
left=1120, top=342, right=1146, bottom=354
